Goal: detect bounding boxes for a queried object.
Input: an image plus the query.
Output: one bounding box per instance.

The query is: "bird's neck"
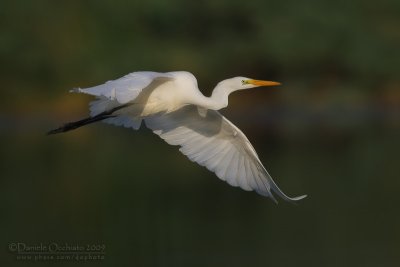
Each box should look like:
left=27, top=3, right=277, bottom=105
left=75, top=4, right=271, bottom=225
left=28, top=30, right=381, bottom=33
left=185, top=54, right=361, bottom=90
left=199, top=83, right=234, bottom=110
left=189, top=83, right=238, bottom=111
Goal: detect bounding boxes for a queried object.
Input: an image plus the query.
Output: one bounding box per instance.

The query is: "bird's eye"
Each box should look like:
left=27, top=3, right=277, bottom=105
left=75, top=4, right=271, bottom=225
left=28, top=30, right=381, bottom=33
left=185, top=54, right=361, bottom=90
left=241, top=80, right=246, bottom=85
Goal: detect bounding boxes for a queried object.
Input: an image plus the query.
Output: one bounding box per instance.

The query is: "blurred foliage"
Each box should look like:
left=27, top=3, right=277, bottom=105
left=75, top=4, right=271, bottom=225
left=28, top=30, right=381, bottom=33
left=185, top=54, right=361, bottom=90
left=1, top=0, right=399, bottom=266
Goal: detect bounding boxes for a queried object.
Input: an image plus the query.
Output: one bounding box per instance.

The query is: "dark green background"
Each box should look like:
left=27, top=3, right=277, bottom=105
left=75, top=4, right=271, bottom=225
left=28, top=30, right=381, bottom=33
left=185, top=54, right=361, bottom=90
left=1, top=0, right=399, bottom=266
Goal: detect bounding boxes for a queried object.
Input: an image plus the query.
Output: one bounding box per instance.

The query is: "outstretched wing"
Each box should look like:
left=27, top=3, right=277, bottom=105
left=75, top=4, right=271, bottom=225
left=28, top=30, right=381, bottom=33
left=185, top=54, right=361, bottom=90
left=72, top=71, right=174, bottom=104
left=145, top=105, right=306, bottom=203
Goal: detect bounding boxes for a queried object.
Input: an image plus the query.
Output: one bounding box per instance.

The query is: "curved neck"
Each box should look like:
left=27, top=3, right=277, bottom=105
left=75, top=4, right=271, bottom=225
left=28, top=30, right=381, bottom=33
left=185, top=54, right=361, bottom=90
left=194, top=83, right=235, bottom=110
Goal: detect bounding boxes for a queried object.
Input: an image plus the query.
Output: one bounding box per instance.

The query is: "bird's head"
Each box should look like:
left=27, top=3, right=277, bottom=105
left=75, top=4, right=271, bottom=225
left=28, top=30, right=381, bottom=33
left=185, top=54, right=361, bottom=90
left=220, top=76, right=281, bottom=91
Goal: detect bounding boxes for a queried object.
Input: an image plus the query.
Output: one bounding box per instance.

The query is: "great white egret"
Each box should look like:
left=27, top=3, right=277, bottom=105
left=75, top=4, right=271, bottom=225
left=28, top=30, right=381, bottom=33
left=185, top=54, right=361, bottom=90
left=49, top=71, right=306, bottom=203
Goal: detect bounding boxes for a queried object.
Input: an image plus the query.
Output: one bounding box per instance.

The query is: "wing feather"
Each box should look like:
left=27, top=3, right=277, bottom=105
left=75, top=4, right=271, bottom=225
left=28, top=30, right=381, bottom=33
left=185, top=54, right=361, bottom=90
left=243, top=157, right=258, bottom=190
left=72, top=72, right=175, bottom=129
left=236, top=154, right=251, bottom=190
left=214, top=147, right=235, bottom=182
left=145, top=105, right=306, bottom=202
left=72, top=71, right=174, bottom=104
left=224, top=151, right=239, bottom=185
left=205, top=143, right=232, bottom=171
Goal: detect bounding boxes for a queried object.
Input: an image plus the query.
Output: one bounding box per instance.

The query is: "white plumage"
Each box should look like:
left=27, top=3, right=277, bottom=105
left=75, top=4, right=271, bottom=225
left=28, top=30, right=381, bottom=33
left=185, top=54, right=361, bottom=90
left=55, top=71, right=306, bottom=203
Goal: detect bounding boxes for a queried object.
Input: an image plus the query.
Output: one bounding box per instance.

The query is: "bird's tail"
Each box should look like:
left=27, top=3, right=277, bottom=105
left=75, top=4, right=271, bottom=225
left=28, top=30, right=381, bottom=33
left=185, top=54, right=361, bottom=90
left=47, top=103, right=132, bottom=135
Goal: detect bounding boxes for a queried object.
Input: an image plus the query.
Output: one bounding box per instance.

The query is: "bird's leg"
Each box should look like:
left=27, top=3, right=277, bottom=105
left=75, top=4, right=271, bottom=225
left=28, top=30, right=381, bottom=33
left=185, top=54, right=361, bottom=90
left=47, top=103, right=133, bottom=135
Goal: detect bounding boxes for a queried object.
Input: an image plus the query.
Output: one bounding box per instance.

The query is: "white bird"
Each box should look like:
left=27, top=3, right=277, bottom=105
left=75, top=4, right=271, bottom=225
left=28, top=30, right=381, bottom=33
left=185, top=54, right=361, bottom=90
left=49, top=71, right=306, bottom=203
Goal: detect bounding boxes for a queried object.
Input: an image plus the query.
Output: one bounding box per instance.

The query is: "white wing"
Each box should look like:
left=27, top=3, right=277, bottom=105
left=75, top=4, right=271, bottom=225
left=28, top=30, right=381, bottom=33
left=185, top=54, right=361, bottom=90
left=145, top=105, right=306, bottom=203
left=71, top=71, right=174, bottom=127
left=72, top=71, right=174, bottom=104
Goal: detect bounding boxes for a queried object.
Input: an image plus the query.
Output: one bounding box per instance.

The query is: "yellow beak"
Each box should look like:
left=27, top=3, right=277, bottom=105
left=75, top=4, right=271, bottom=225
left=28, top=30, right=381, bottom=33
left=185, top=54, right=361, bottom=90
left=248, top=79, right=281, bottom=87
